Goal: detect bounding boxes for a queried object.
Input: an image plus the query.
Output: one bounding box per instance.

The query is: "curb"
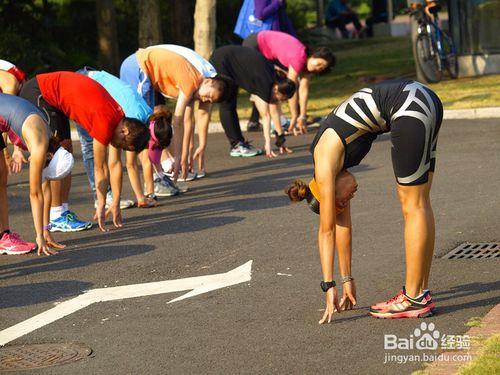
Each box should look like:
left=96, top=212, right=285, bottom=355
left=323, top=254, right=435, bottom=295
left=423, top=304, right=500, bottom=375
left=443, top=107, right=500, bottom=120
left=69, top=107, right=500, bottom=141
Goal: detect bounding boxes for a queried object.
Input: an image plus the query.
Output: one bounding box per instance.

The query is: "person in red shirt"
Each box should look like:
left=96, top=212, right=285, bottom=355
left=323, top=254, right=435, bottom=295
left=20, top=72, right=150, bottom=231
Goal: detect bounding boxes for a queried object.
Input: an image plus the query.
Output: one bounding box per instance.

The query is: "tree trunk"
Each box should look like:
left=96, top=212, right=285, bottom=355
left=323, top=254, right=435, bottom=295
left=316, top=0, right=325, bottom=27
left=193, top=0, right=216, bottom=59
left=168, top=1, right=195, bottom=47
left=138, top=0, right=163, bottom=48
left=96, top=0, right=120, bottom=74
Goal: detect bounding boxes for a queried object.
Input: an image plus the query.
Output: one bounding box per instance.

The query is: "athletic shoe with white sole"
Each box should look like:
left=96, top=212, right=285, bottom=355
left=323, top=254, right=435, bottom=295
left=153, top=175, right=179, bottom=197
left=0, top=232, right=36, bottom=255
left=230, top=141, right=260, bottom=157
left=49, top=211, right=92, bottom=232
left=369, top=288, right=435, bottom=319
left=177, top=172, right=197, bottom=182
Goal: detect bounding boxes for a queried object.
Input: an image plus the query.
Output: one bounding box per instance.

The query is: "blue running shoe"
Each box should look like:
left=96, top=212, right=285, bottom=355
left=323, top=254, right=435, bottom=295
left=49, top=211, right=92, bottom=232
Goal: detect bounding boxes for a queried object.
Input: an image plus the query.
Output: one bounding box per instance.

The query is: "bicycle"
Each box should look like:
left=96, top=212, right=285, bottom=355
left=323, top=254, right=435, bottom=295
left=409, top=1, right=459, bottom=83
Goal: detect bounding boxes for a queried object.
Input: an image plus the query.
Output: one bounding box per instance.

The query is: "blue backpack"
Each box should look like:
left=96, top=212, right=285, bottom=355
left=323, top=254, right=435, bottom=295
left=234, top=0, right=273, bottom=39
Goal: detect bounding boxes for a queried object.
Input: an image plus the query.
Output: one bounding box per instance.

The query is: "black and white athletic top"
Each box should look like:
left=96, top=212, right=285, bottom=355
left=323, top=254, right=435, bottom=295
left=311, top=80, right=443, bottom=185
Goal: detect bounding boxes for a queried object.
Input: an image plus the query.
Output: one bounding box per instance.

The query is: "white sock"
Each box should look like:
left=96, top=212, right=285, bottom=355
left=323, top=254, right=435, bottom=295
left=410, top=290, right=429, bottom=300
left=62, top=202, right=69, bottom=213
left=50, top=206, right=64, bottom=221
left=161, top=158, right=174, bottom=173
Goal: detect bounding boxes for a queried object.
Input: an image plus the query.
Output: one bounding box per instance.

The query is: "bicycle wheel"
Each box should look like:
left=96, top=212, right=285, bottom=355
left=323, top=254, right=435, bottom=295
left=441, top=30, right=459, bottom=79
left=416, top=32, right=442, bottom=83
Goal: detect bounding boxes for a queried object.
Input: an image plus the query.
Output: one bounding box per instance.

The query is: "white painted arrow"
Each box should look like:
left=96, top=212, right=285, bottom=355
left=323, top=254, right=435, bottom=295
left=0, top=260, right=252, bottom=346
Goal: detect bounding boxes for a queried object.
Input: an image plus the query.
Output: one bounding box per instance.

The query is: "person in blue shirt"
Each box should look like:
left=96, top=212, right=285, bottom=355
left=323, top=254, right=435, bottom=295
left=325, top=0, right=364, bottom=38
left=76, top=68, right=176, bottom=210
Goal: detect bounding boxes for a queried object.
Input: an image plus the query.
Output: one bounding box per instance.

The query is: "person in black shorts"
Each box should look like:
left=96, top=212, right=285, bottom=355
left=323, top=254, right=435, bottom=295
left=285, top=80, right=443, bottom=322
left=209, top=45, right=296, bottom=158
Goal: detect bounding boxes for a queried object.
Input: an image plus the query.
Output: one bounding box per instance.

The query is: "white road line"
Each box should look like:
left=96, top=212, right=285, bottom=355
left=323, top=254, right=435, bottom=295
left=0, top=260, right=252, bottom=346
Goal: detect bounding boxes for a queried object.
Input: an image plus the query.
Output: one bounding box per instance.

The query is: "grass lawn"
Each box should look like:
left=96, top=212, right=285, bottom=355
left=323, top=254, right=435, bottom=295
left=226, top=36, right=500, bottom=122
left=460, top=334, right=500, bottom=375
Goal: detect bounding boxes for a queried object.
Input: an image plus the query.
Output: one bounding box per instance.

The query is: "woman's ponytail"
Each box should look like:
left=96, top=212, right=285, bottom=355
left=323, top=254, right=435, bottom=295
left=285, top=179, right=310, bottom=202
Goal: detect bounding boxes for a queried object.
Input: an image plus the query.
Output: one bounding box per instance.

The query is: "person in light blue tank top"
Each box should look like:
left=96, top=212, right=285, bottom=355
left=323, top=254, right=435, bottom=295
left=0, top=93, right=72, bottom=256
left=87, top=70, right=152, bottom=123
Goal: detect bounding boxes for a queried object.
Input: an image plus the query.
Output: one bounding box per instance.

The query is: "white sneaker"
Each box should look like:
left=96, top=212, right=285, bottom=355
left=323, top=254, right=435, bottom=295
left=230, top=141, right=260, bottom=157
left=177, top=172, right=197, bottom=182
left=152, top=175, right=179, bottom=197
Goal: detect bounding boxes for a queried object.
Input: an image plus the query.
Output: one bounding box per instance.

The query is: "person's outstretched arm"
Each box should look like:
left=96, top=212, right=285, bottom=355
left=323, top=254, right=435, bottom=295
left=183, top=102, right=195, bottom=172
left=192, top=101, right=211, bottom=173
left=255, top=0, right=281, bottom=20
left=107, top=145, right=123, bottom=228
left=27, top=135, right=54, bottom=255
left=314, top=129, right=344, bottom=324
left=298, top=75, right=310, bottom=132
left=93, top=140, right=109, bottom=231
left=172, top=92, right=190, bottom=181
left=286, top=67, right=300, bottom=132
left=254, top=96, right=276, bottom=158
left=335, top=202, right=357, bottom=310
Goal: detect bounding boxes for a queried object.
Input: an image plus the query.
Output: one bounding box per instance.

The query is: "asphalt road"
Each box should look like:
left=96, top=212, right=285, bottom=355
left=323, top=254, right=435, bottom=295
left=1, top=119, right=499, bottom=374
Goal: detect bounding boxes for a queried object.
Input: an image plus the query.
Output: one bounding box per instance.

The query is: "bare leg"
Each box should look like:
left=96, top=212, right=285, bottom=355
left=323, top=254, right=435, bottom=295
left=139, top=149, right=154, bottom=195
left=50, top=180, right=63, bottom=207
left=53, top=139, right=73, bottom=208
left=125, top=150, right=146, bottom=203
left=0, top=152, right=9, bottom=231
left=397, top=173, right=435, bottom=298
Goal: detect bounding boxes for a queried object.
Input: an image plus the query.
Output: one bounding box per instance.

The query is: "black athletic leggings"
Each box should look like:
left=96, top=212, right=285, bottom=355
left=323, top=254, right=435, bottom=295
left=219, top=85, right=245, bottom=148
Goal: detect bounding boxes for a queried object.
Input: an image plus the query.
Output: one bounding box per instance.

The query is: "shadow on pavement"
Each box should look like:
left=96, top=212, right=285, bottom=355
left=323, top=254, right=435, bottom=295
left=0, top=280, right=93, bottom=308
left=432, top=281, right=500, bottom=316
left=0, top=244, right=156, bottom=281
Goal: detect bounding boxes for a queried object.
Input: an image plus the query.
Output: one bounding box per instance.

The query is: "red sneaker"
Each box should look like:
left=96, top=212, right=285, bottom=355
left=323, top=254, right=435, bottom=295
left=370, top=289, right=435, bottom=319
left=370, top=289, right=405, bottom=311
left=0, top=232, right=36, bottom=255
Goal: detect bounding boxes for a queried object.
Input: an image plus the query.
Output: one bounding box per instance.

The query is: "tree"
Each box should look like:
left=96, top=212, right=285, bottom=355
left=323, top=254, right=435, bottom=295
left=138, top=0, right=163, bottom=47
left=96, top=0, right=119, bottom=74
left=193, top=0, right=216, bottom=59
left=316, top=0, right=325, bottom=27
left=167, top=1, right=195, bottom=47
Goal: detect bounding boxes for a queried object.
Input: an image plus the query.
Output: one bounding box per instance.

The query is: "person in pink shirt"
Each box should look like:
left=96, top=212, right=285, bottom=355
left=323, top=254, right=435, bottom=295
left=243, top=30, right=335, bottom=135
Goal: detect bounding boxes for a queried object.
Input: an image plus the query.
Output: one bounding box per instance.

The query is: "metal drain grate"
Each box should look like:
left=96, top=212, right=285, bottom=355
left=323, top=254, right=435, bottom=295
left=0, top=342, right=92, bottom=371
left=443, top=242, right=500, bottom=259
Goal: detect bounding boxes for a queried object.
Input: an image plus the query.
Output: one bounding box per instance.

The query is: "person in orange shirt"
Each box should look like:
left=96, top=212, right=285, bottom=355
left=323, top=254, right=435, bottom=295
left=120, top=47, right=230, bottom=187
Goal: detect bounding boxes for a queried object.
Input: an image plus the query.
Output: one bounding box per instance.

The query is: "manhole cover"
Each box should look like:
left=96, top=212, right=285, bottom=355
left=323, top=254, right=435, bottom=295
left=443, top=242, right=500, bottom=259
left=0, top=342, right=92, bottom=372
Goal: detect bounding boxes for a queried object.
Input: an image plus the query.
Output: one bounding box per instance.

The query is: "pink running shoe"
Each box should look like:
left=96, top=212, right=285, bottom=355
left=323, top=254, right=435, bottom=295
left=370, top=289, right=405, bottom=311
left=0, top=232, right=36, bottom=255
left=369, top=289, right=436, bottom=319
